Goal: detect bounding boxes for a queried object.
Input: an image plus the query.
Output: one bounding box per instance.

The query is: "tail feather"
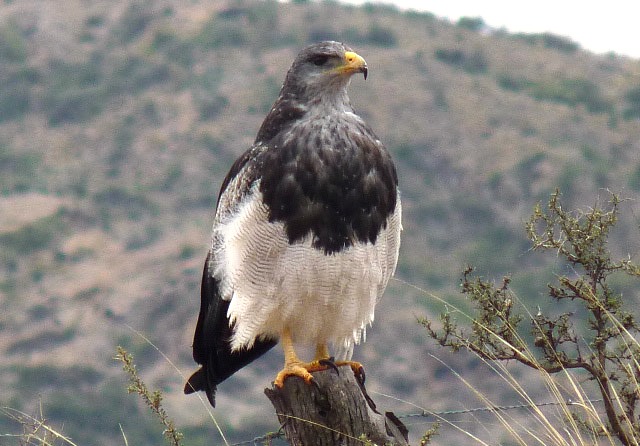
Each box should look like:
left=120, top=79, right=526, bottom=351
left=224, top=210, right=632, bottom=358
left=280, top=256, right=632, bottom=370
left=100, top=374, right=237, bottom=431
left=184, top=367, right=217, bottom=407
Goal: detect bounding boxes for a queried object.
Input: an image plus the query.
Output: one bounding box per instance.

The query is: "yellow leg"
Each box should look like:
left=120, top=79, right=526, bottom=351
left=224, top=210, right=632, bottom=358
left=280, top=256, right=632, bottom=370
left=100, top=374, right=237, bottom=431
left=273, top=330, right=332, bottom=387
left=314, top=343, right=330, bottom=361
left=312, top=343, right=362, bottom=375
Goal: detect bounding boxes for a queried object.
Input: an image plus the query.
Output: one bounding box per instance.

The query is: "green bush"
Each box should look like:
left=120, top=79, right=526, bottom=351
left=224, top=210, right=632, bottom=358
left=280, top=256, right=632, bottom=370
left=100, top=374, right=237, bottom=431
left=307, top=28, right=341, bottom=43
left=45, top=51, right=175, bottom=126
left=0, top=67, right=38, bottom=122
left=456, top=16, right=485, bottom=32
left=93, top=186, right=159, bottom=221
left=45, top=85, right=107, bottom=126
left=178, top=244, right=197, bottom=260
left=0, top=149, right=41, bottom=193
left=530, top=77, right=610, bottom=113
left=496, top=73, right=531, bottom=92
left=435, top=48, right=488, bottom=74
left=197, top=94, right=229, bottom=120
left=366, top=24, right=397, bottom=47
left=110, top=55, right=171, bottom=93
left=0, top=20, right=27, bottom=63
left=116, top=1, right=152, bottom=43
left=44, top=60, right=106, bottom=125
left=623, top=85, right=640, bottom=120
left=515, top=151, right=546, bottom=195
left=86, top=14, right=105, bottom=28
left=107, top=115, right=135, bottom=177
left=150, top=29, right=194, bottom=68
left=7, top=327, right=76, bottom=355
left=628, top=165, right=640, bottom=191
left=0, top=211, right=66, bottom=256
left=13, top=364, right=102, bottom=392
left=195, top=15, right=249, bottom=48
left=159, top=163, right=184, bottom=191
left=513, top=32, right=579, bottom=53
left=319, top=24, right=397, bottom=47
left=125, top=225, right=162, bottom=250
left=540, top=32, right=579, bottom=53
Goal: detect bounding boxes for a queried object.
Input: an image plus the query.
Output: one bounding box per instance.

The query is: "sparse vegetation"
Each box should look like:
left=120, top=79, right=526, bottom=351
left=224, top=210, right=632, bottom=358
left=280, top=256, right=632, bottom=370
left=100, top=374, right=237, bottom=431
left=456, top=16, right=485, bottom=32
left=0, top=20, right=27, bottom=62
left=1, top=211, right=67, bottom=256
left=116, top=347, right=184, bottom=446
left=422, top=190, right=640, bottom=445
left=1, top=405, right=79, bottom=446
left=513, top=32, right=580, bottom=53
left=364, top=24, right=398, bottom=47
left=530, top=77, right=611, bottom=113
left=623, top=85, right=640, bottom=120
left=342, top=24, right=398, bottom=47
left=434, top=47, right=488, bottom=73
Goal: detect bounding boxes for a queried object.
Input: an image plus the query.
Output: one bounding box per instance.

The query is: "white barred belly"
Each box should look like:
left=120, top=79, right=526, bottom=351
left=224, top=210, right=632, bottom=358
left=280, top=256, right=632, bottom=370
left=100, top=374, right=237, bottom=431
left=211, top=185, right=401, bottom=356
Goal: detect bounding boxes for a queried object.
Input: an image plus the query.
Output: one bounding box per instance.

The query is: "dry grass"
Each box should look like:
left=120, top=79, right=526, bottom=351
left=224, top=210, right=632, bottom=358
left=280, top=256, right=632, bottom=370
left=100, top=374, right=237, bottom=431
left=1, top=404, right=78, bottom=446
left=389, top=275, right=639, bottom=445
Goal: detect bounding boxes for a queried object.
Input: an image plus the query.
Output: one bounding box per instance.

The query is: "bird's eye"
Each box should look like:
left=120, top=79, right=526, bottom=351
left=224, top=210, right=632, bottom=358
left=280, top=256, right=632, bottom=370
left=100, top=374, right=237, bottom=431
left=310, top=55, right=329, bottom=66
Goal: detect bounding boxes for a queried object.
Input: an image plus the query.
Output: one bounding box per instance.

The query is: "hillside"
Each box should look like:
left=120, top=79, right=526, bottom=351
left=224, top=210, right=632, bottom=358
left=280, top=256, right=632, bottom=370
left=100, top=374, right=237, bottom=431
left=1, top=0, right=640, bottom=444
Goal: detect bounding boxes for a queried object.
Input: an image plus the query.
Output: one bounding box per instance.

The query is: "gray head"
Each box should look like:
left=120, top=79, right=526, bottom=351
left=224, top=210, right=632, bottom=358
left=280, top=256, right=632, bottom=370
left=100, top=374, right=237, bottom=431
left=281, top=41, right=368, bottom=103
left=255, top=42, right=369, bottom=143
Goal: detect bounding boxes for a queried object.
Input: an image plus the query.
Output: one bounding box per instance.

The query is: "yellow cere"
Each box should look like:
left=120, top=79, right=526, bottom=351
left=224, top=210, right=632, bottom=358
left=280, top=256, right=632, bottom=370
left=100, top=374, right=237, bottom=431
left=340, top=51, right=368, bottom=79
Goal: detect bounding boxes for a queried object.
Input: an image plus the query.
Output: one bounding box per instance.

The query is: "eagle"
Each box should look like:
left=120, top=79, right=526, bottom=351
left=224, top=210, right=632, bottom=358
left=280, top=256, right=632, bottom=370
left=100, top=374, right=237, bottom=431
left=184, top=41, right=401, bottom=407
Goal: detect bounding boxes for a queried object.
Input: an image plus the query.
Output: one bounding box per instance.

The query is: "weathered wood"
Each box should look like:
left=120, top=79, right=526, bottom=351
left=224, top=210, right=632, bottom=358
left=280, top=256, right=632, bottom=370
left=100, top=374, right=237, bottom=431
left=265, top=366, right=408, bottom=445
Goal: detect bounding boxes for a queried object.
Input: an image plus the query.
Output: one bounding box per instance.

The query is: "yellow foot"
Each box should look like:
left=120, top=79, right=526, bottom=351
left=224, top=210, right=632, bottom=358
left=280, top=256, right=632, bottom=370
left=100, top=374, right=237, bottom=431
left=273, top=360, right=331, bottom=388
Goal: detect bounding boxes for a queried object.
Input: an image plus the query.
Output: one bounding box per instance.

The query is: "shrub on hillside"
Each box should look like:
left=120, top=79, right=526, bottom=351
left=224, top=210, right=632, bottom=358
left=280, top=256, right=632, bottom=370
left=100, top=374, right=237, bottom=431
left=434, top=48, right=488, bottom=74
left=423, top=190, right=640, bottom=446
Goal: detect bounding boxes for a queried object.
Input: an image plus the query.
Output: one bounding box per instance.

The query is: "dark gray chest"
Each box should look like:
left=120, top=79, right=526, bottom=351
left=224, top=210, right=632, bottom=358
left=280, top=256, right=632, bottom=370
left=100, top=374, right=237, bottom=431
left=257, top=116, right=398, bottom=254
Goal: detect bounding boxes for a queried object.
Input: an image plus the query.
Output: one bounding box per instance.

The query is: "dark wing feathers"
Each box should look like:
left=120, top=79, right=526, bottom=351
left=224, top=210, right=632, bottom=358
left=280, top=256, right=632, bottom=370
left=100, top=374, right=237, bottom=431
left=215, top=145, right=260, bottom=206
left=190, top=253, right=222, bottom=365
left=255, top=98, right=306, bottom=144
left=184, top=252, right=277, bottom=407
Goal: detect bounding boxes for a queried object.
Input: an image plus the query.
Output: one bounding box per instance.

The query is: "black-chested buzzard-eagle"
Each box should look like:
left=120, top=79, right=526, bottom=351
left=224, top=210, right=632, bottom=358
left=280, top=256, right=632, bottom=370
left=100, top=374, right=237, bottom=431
left=184, top=41, right=401, bottom=407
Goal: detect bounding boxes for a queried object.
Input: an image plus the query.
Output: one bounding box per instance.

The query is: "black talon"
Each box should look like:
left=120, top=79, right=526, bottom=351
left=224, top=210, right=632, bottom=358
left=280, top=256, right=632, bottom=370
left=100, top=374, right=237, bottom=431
left=319, top=357, right=340, bottom=375
left=354, top=365, right=366, bottom=385
left=353, top=366, right=376, bottom=412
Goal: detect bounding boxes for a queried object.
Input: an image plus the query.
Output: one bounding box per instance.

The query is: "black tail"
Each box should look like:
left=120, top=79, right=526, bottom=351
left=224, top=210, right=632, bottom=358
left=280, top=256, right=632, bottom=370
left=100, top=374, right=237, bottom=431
left=184, top=252, right=277, bottom=407
left=184, top=367, right=216, bottom=406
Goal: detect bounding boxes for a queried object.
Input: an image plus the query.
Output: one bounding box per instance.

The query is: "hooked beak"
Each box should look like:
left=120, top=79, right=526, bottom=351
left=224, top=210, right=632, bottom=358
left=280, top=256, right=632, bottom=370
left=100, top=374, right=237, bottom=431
left=341, top=51, right=368, bottom=80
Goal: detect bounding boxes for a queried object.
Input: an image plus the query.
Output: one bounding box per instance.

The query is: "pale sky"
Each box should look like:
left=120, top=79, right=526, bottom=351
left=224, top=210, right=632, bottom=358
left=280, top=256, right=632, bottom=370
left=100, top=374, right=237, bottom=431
left=341, top=0, right=640, bottom=58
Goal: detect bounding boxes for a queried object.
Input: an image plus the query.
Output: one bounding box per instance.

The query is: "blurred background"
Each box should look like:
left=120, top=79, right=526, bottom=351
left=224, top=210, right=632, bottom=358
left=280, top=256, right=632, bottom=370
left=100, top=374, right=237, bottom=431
left=1, top=0, right=639, bottom=444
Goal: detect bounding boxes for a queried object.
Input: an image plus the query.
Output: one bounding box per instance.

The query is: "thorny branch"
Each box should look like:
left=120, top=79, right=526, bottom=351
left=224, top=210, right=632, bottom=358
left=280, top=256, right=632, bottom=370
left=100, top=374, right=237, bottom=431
left=422, top=190, right=640, bottom=446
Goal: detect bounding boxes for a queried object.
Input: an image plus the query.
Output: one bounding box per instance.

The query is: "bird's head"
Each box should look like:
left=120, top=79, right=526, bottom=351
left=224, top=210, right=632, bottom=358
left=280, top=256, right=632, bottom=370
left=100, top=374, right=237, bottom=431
left=282, top=41, right=368, bottom=103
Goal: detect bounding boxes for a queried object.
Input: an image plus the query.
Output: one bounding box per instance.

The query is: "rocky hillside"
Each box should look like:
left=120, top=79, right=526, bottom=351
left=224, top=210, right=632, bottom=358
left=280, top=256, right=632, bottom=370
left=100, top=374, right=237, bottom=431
left=1, top=0, right=640, bottom=444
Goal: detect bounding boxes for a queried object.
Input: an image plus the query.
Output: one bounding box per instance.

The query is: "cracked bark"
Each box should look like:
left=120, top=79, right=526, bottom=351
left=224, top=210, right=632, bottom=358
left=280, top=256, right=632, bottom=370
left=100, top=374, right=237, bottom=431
left=265, top=365, right=408, bottom=445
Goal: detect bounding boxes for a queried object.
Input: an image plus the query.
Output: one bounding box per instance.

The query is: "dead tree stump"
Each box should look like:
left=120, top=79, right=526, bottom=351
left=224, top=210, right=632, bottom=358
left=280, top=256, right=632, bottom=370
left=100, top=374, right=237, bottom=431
left=265, top=365, right=408, bottom=445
